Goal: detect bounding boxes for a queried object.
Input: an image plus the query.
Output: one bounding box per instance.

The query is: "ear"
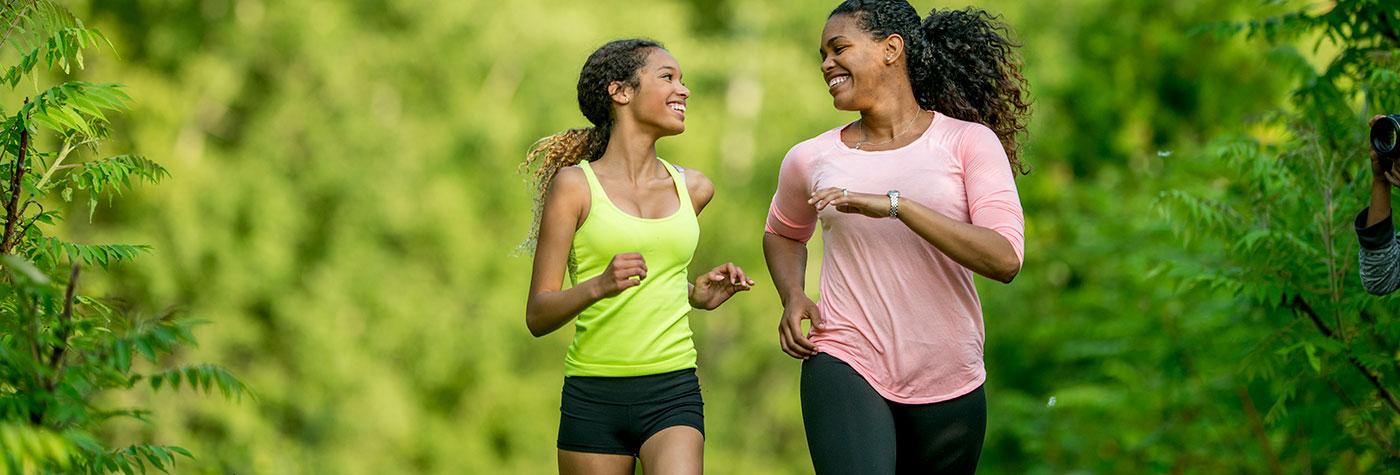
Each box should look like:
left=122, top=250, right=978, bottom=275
left=882, top=34, right=905, bottom=65
left=608, top=81, right=632, bottom=106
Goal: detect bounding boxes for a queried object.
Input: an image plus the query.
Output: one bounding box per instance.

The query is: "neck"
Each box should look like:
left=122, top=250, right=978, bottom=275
left=596, top=119, right=662, bottom=183
left=858, top=87, right=924, bottom=141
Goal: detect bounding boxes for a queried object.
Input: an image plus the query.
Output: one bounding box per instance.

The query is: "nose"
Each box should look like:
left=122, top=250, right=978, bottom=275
left=821, top=54, right=836, bottom=76
left=677, top=83, right=690, bottom=98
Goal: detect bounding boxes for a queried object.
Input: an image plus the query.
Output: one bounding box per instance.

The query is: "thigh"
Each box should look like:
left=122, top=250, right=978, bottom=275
left=634, top=371, right=705, bottom=474
left=558, top=449, right=635, bottom=475
left=801, top=353, right=897, bottom=475
left=892, top=385, right=987, bottom=475
left=558, top=378, right=638, bottom=457
left=638, top=426, right=703, bottom=475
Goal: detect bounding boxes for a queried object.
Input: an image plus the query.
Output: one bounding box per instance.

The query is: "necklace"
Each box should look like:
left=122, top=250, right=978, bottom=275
left=853, top=109, right=927, bottom=150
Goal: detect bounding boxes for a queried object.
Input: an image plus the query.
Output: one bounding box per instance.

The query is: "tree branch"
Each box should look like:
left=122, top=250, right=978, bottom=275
left=1236, top=385, right=1283, bottom=475
left=45, top=264, right=78, bottom=392
left=1291, top=295, right=1400, bottom=415
left=0, top=0, right=29, bottom=50
left=1, top=107, right=28, bottom=255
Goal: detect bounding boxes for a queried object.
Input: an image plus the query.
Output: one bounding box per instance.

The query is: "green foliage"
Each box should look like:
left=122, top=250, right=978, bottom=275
left=22, top=0, right=1394, bottom=473
left=1158, top=0, right=1400, bottom=469
left=0, top=1, right=244, bottom=473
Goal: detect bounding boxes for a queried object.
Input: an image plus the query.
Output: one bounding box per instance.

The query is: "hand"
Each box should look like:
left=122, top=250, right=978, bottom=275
left=809, top=187, right=890, bottom=219
left=777, top=294, right=823, bottom=359
left=593, top=253, right=647, bottom=298
left=689, top=262, right=755, bottom=310
left=1370, top=115, right=1400, bottom=187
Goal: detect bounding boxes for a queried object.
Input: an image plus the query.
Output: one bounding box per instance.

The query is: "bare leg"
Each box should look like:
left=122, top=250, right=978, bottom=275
left=637, top=426, right=703, bottom=475
left=558, top=449, right=634, bottom=475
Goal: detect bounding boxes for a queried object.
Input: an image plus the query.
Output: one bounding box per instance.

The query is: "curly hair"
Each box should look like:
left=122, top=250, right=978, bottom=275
left=831, top=1, right=1032, bottom=175
left=519, top=38, right=664, bottom=257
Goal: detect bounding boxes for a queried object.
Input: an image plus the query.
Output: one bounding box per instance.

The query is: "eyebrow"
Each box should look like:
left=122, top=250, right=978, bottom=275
left=820, top=36, right=848, bottom=57
left=657, top=65, right=677, bottom=73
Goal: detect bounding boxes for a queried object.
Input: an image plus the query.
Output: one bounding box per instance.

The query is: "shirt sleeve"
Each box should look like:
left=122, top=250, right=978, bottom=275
left=765, top=144, right=818, bottom=243
left=958, top=124, right=1026, bottom=264
left=1355, top=208, right=1400, bottom=296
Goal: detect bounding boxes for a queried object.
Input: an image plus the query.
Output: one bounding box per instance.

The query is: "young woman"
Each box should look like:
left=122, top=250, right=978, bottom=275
left=522, top=39, right=755, bottom=475
left=763, top=1, right=1030, bottom=473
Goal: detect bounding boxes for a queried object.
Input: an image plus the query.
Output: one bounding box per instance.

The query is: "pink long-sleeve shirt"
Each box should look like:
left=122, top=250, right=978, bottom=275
left=766, top=112, right=1025, bottom=404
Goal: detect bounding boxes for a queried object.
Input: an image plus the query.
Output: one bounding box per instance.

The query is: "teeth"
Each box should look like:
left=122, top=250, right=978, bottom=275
left=828, top=76, right=849, bottom=88
left=669, top=103, right=686, bottom=112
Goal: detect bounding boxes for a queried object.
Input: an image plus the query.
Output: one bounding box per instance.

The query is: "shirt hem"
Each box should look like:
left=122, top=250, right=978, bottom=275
left=564, top=353, right=698, bottom=378
left=819, top=346, right=985, bottom=405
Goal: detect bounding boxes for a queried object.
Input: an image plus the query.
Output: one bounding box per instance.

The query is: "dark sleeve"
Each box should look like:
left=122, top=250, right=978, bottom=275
left=1354, top=208, right=1396, bottom=251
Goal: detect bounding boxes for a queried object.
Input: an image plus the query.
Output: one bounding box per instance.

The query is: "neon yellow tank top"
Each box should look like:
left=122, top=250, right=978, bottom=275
left=565, top=158, right=699, bottom=377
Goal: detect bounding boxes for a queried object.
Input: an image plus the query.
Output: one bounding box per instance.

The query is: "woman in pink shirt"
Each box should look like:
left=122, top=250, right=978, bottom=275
left=763, top=1, right=1029, bottom=472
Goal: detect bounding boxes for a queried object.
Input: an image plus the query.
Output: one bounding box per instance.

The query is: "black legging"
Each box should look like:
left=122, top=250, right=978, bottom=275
left=801, top=353, right=986, bottom=474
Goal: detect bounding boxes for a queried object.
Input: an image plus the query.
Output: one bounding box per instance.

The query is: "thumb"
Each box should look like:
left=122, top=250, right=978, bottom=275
left=807, top=305, right=824, bottom=330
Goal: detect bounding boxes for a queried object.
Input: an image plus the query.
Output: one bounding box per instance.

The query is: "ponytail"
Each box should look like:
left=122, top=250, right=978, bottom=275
left=517, top=123, right=611, bottom=255
left=912, top=8, right=1031, bottom=174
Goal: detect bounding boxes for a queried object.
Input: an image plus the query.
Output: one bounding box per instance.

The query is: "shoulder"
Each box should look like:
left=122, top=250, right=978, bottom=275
left=927, top=114, right=1005, bottom=167
left=776, top=125, right=844, bottom=180
left=546, top=165, right=590, bottom=205
left=785, top=125, right=843, bottom=162
left=682, top=167, right=714, bottom=199
left=552, top=165, right=587, bottom=189
left=934, top=114, right=1000, bottom=150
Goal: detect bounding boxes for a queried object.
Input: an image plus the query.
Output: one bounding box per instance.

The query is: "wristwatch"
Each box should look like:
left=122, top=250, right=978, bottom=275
left=887, top=190, right=900, bottom=218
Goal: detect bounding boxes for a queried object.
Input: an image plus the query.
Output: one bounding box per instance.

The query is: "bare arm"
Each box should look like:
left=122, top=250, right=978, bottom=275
left=763, top=232, right=809, bottom=306
left=764, top=232, right=821, bottom=359
left=894, top=199, right=1020, bottom=283
left=812, top=190, right=1021, bottom=283
left=1367, top=115, right=1397, bottom=227
left=684, top=168, right=715, bottom=216
left=525, top=168, right=648, bottom=337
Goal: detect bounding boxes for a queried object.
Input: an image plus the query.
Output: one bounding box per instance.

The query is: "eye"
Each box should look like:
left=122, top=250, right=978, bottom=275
left=835, top=46, right=848, bottom=54
left=662, top=73, right=673, bottom=81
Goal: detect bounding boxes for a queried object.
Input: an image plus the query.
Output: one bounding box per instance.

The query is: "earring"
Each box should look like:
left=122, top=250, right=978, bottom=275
left=886, top=56, right=894, bottom=63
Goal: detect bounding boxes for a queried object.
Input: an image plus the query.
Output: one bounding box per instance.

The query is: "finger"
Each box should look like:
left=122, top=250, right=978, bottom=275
left=810, top=189, right=843, bottom=208
left=618, top=278, right=641, bottom=291
left=784, top=314, right=813, bottom=356
left=794, top=329, right=818, bottom=355
left=778, top=323, right=802, bottom=359
left=809, top=306, right=825, bottom=330
left=620, top=264, right=645, bottom=281
left=1387, top=169, right=1400, bottom=187
left=731, top=265, right=752, bottom=288
left=789, top=314, right=818, bottom=355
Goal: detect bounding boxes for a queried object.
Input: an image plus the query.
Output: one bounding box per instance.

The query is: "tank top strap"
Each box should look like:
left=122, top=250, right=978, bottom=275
left=577, top=160, right=605, bottom=198
left=656, top=158, right=694, bottom=210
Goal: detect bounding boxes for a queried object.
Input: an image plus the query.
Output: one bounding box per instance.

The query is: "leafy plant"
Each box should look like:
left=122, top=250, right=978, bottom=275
left=1160, top=0, right=1400, bottom=469
left=0, top=1, right=247, bottom=473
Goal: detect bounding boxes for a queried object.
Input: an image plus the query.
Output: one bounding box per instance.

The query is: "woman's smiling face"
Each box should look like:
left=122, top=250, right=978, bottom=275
left=620, top=48, right=691, bottom=136
left=819, top=13, right=897, bottom=112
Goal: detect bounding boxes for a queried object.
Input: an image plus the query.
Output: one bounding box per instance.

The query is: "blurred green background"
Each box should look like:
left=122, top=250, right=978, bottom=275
left=19, top=0, right=1397, bottom=473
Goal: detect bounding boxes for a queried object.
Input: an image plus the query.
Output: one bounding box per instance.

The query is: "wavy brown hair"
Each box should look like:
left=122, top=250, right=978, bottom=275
left=519, top=39, right=664, bottom=255
left=831, top=1, right=1032, bottom=174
